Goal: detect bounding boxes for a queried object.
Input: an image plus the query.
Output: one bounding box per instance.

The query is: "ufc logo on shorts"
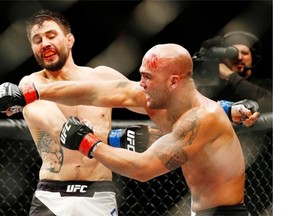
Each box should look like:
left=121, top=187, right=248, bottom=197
left=60, top=122, right=71, bottom=144
left=126, top=130, right=135, bottom=151
left=66, top=184, right=88, bottom=193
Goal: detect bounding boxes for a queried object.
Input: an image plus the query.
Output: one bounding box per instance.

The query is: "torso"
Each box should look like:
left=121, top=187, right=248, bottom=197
left=148, top=96, right=246, bottom=212
left=39, top=103, right=112, bottom=181
left=22, top=66, right=125, bottom=181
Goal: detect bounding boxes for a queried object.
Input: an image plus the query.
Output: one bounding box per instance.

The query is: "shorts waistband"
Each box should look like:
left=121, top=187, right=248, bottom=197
left=196, top=203, right=248, bottom=216
left=37, top=180, right=115, bottom=197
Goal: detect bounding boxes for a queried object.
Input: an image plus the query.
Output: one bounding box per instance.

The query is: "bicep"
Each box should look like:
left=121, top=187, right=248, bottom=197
left=144, top=131, right=190, bottom=175
left=90, top=66, right=143, bottom=107
left=90, top=80, right=146, bottom=108
left=148, top=109, right=204, bottom=170
left=23, top=100, right=66, bottom=143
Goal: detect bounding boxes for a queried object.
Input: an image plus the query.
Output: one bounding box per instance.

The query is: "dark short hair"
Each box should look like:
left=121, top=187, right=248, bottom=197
left=26, top=9, right=71, bottom=41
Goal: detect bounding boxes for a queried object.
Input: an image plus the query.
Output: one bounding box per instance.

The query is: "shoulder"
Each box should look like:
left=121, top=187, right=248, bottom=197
left=86, top=65, right=128, bottom=81
left=175, top=102, right=226, bottom=134
left=19, top=70, right=47, bottom=86
left=183, top=102, right=220, bottom=123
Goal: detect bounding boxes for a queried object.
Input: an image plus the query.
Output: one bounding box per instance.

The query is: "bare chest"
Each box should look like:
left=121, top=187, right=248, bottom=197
left=58, top=104, right=112, bottom=130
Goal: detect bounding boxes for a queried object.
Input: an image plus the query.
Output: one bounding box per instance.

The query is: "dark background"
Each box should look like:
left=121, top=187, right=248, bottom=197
left=0, top=0, right=273, bottom=120
left=0, top=1, right=275, bottom=215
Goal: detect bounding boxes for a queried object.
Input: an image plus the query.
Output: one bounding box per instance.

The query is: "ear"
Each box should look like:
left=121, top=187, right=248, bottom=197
left=67, top=33, right=75, bottom=48
left=170, top=75, right=180, bottom=88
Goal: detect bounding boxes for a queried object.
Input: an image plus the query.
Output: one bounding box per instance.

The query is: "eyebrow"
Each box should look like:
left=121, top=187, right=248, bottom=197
left=31, top=29, right=57, bottom=39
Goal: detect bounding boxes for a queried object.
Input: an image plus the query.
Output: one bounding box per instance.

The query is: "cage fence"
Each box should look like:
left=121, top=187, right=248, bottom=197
left=0, top=119, right=272, bottom=216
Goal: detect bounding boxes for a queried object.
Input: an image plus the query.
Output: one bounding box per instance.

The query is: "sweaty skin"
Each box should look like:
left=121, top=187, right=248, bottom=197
left=35, top=44, right=246, bottom=212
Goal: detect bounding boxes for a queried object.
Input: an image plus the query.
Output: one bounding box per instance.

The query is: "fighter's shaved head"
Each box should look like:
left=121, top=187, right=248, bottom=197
left=142, top=44, right=193, bottom=77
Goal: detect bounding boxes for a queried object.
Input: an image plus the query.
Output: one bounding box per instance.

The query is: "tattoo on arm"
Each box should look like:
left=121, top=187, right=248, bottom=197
left=35, top=131, right=63, bottom=173
left=176, top=111, right=200, bottom=146
left=157, top=110, right=200, bottom=171
left=158, top=148, right=188, bottom=171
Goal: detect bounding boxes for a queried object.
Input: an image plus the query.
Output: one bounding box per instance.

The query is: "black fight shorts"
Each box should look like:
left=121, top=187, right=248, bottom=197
left=195, top=203, right=249, bottom=216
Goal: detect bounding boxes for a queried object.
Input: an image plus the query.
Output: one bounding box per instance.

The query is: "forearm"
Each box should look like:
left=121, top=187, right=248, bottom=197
left=60, top=116, right=169, bottom=181
left=23, top=101, right=67, bottom=143
left=38, top=80, right=143, bottom=108
left=227, top=73, right=272, bottom=101
left=93, top=143, right=147, bottom=181
left=38, top=81, right=96, bottom=106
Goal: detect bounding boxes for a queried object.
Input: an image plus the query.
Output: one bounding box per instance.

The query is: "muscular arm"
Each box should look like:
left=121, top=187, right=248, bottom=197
left=19, top=76, right=67, bottom=143
left=20, top=75, right=67, bottom=174
left=37, top=80, right=147, bottom=112
left=227, top=72, right=272, bottom=101
left=225, top=72, right=272, bottom=113
left=90, top=109, right=201, bottom=182
left=32, top=65, right=145, bottom=109
left=23, top=101, right=66, bottom=173
left=23, top=100, right=66, bottom=144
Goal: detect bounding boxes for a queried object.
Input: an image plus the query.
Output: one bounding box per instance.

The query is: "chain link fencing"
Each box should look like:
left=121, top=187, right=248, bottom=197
left=0, top=119, right=272, bottom=216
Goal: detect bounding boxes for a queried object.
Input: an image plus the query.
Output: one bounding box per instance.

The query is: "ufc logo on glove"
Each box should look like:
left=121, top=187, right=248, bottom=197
left=126, top=130, right=136, bottom=151
left=60, top=121, right=72, bottom=144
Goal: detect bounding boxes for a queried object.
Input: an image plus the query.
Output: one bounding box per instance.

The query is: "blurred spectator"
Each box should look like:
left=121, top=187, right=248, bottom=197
left=217, top=31, right=272, bottom=114
left=194, top=30, right=272, bottom=114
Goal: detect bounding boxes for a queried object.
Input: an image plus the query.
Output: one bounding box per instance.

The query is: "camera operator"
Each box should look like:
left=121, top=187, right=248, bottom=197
left=218, top=31, right=272, bottom=114
left=194, top=31, right=272, bottom=124
left=194, top=31, right=272, bottom=114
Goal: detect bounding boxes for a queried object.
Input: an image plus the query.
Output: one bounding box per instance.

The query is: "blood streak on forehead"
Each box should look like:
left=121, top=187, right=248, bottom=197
left=144, top=52, right=159, bottom=70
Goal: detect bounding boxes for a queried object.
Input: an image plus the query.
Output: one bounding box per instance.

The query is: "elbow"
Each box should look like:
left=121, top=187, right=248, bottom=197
left=132, top=167, right=155, bottom=182
left=136, top=175, right=151, bottom=183
left=125, top=155, right=159, bottom=182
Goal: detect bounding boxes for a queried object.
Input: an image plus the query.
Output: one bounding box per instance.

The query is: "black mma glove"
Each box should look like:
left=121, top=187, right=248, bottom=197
left=108, top=125, right=149, bottom=153
left=0, top=82, right=39, bottom=113
left=60, top=116, right=102, bottom=159
left=219, top=99, right=259, bottom=122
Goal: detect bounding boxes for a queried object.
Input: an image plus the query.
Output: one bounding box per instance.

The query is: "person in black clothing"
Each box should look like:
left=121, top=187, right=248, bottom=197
left=217, top=31, right=272, bottom=114
left=194, top=30, right=272, bottom=127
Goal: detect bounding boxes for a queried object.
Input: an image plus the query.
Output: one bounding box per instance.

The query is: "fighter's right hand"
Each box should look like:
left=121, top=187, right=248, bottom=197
left=219, top=99, right=260, bottom=127
left=231, top=99, right=260, bottom=127
left=108, top=125, right=149, bottom=153
left=0, top=82, right=39, bottom=115
left=60, top=116, right=102, bottom=159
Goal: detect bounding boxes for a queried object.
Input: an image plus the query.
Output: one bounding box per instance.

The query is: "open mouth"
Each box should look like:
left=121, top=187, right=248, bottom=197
left=43, top=49, right=57, bottom=59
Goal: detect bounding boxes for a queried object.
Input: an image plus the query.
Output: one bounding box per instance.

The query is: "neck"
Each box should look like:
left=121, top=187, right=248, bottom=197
left=167, top=78, right=197, bottom=117
left=44, top=62, right=79, bottom=81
